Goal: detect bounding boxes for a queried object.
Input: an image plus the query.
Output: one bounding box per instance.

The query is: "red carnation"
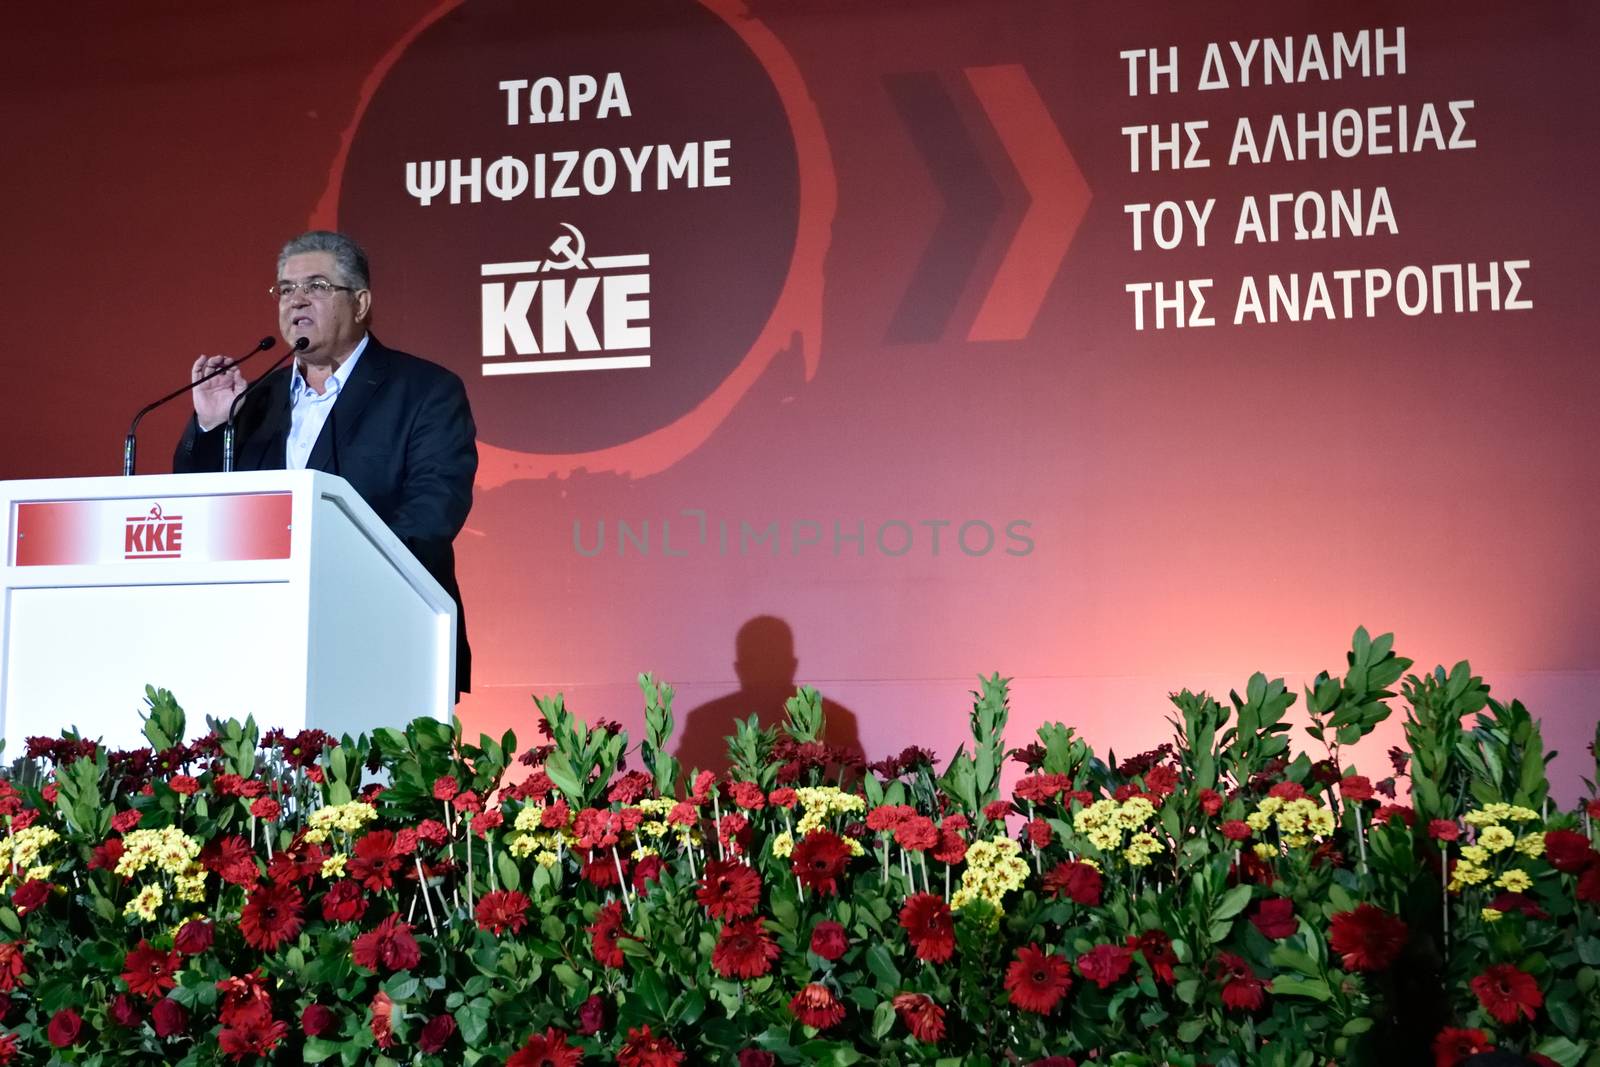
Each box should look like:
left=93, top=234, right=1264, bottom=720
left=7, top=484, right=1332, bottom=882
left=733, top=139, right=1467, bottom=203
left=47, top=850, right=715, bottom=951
left=111, top=808, right=142, bottom=833
left=1328, top=903, right=1408, bottom=972
left=1216, top=952, right=1267, bottom=1012
left=250, top=797, right=281, bottom=821
left=810, top=919, right=849, bottom=961
left=894, top=815, right=940, bottom=852
left=152, top=998, right=188, bottom=1038
left=1470, top=963, right=1543, bottom=1025
left=768, top=787, right=798, bottom=809
left=1428, top=819, right=1461, bottom=842
left=301, top=1004, right=336, bottom=1038
left=618, top=1024, right=686, bottom=1066
left=89, top=837, right=126, bottom=872
left=1250, top=897, right=1297, bottom=939
left=1545, top=829, right=1598, bottom=874
left=730, top=780, right=766, bottom=810
left=1042, top=859, right=1102, bottom=906
left=47, top=1008, right=83, bottom=1048
left=1221, top=819, right=1252, bottom=841
left=1340, top=775, right=1375, bottom=802
left=789, top=983, right=846, bottom=1029
left=508, top=1027, right=584, bottom=1067
left=932, top=825, right=969, bottom=864
left=1267, top=781, right=1306, bottom=800
left=352, top=913, right=421, bottom=972
left=892, top=992, right=946, bottom=1043
left=899, top=893, right=956, bottom=963
left=1199, top=788, right=1223, bottom=815
left=1005, top=944, right=1072, bottom=1014
left=1432, top=1027, right=1492, bottom=1067
left=1013, top=773, right=1068, bottom=804
left=174, top=919, right=214, bottom=956
left=11, top=879, right=51, bottom=916
left=1129, top=929, right=1177, bottom=985
left=122, top=940, right=180, bottom=999
left=1144, top=764, right=1180, bottom=797
left=419, top=1014, right=457, bottom=1054
left=697, top=859, right=762, bottom=920
left=1375, top=804, right=1414, bottom=826
left=791, top=830, right=851, bottom=895
left=983, top=800, right=1013, bottom=822
left=589, top=900, right=627, bottom=967
left=1026, top=817, right=1053, bottom=848
left=1076, top=943, right=1135, bottom=989
left=633, top=854, right=666, bottom=892
left=432, top=775, right=459, bottom=802
left=471, top=809, right=504, bottom=837
left=866, top=804, right=914, bottom=832
left=239, top=881, right=304, bottom=951
left=169, top=774, right=200, bottom=795
left=712, top=918, right=780, bottom=979
left=321, top=880, right=368, bottom=924
left=475, top=889, right=532, bottom=936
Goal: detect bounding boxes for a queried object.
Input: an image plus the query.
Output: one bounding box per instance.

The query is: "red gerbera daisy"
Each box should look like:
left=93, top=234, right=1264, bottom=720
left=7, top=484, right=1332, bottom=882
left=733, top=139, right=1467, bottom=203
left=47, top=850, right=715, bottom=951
left=238, top=881, right=304, bottom=951
left=218, top=1003, right=289, bottom=1061
left=1128, top=929, right=1178, bottom=985
left=348, top=830, right=404, bottom=892
left=1470, top=963, right=1543, bottom=1025
left=1328, top=903, right=1408, bottom=972
left=475, top=889, right=532, bottom=936
left=697, top=859, right=762, bottom=920
left=899, top=893, right=956, bottom=963
left=617, top=1024, right=685, bottom=1066
left=1216, top=952, right=1267, bottom=1012
left=790, top=983, right=846, bottom=1029
left=351, top=913, right=422, bottom=972
left=121, top=940, right=180, bottom=1000
left=1004, top=944, right=1072, bottom=1014
left=1432, top=1027, right=1492, bottom=1067
left=791, top=830, right=852, bottom=895
left=507, top=1026, right=584, bottom=1067
left=1042, top=860, right=1102, bottom=906
left=0, top=940, right=26, bottom=993
left=712, top=918, right=780, bottom=980
left=202, top=834, right=260, bottom=888
left=589, top=900, right=627, bottom=968
left=368, top=991, right=395, bottom=1050
left=1076, top=943, right=1135, bottom=989
left=892, top=992, right=946, bottom=1043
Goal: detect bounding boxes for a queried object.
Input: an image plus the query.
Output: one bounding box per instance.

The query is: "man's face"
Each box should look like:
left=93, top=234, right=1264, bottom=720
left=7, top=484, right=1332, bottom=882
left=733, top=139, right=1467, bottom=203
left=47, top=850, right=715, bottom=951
left=276, top=251, right=371, bottom=364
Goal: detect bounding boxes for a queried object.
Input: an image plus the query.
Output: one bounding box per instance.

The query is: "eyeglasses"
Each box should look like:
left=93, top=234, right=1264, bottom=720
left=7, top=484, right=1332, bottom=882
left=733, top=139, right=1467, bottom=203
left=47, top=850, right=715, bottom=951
left=270, top=279, right=357, bottom=301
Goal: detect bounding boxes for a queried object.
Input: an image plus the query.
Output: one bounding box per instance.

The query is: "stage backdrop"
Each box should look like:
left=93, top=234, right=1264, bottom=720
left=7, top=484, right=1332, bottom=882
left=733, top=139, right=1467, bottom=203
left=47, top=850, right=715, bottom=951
left=3, top=1, right=1597, bottom=796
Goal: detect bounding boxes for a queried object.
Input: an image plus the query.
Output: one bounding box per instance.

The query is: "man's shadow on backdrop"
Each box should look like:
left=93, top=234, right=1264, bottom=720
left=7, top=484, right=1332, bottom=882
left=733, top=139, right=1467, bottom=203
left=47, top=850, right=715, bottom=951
left=674, top=615, right=863, bottom=775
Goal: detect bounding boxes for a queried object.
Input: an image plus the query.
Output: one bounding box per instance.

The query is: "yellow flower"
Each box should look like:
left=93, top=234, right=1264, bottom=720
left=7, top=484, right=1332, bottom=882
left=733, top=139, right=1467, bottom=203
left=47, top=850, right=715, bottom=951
left=509, top=834, right=538, bottom=859
left=631, top=845, right=658, bottom=860
left=125, top=883, right=164, bottom=922
left=1505, top=806, right=1539, bottom=823
left=1481, top=907, right=1503, bottom=923
left=8, top=826, right=60, bottom=869
left=1087, top=826, right=1124, bottom=852
left=1479, top=826, right=1515, bottom=853
left=1308, top=809, right=1336, bottom=837
left=1448, top=863, right=1490, bottom=892
left=1116, top=797, right=1157, bottom=829
left=514, top=806, right=545, bottom=832
left=1464, top=803, right=1511, bottom=826
left=845, top=838, right=866, bottom=858
left=1246, top=811, right=1271, bottom=833
left=321, top=853, right=348, bottom=879
left=535, top=850, right=559, bottom=869
left=176, top=868, right=207, bottom=903
left=1494, top=869, right=1533, bottom=893
left=1257, top=796, right=1285, bottom=817
left=1459, top=845, right=1490, bottom=866
left=1515, top=833, right=1546, bottom=859
left=771, top=832, right=794, bottom=858
left=1283, top=834, right=1311, bottom=849
left=24, top=865, right=53, bottom=882
left=1253, top=843, right=1276, bottom=860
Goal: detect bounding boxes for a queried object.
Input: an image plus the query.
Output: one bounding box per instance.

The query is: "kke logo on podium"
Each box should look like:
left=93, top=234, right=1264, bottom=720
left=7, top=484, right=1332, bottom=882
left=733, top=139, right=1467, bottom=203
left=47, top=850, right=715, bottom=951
left=125, top=502, right=183, bottom=560
left=478, top=224, right=652, bottom=377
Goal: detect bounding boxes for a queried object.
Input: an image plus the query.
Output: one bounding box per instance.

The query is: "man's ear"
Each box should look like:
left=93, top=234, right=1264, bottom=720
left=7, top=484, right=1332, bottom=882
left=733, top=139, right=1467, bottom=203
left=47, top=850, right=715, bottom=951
left=355, top=289, right=373, bottom=325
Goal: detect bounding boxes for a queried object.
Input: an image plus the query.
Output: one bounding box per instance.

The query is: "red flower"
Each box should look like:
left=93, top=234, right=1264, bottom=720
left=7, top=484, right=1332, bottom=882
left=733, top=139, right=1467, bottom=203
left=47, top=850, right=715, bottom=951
left=1129, top=929, right=1177, bottom=985
left=1579, top=864, right=1600, bottom=904
left=1005, top=944, right=1072, bottom=1014
left=768, top=787, right=798, bottom=809
left=1375, top=804, right=1415, bottom=826
left=11, top=879, right=51, bottom=916
left=810, top=920, right=849, bottom=961
left=1026, top=817, right=1053, bottom=848
left=789, top=983, right=846, bottom=1029
left=122, top=940, right=180, bottom=999
left=301, top=1004, right=336, bottom=1038
left=471, top=809, right=504, bottom=836
left=203, top=835, right=260, bottom=888
left=1340, top=775, right=1375, bottom=802
left=169, top=774, right=200, bottom=795
left=1042, top=860, right=1102, bottom=906
left=352, top=913, right=422, bottom=972
left=0, top=1032, right=16, bottom=1065
left=47, top=1008, right=83, bottom=1048
left=633, top=854, right=666, bottom=892
left=1267, top=781, right=1306, bottom=800
left=589, top=900, right=627, bottom=968
left=1250, top=897, right=1297, bottom=939
left=152, top=998, right=188, bottom=1038
left=508, top=1026, right=584, bottom=1067
left=109, top=994, right=142, bottom=1028
left=899, top=893, right=956, bottom=963
left=1545, top=829, right=1598, bottom=874
left=432, top=775, right=459, bottom=801
left=712, top=918, right=780, bottom=979
left=250, top=797, right=281, bottom=821
left=691, top=771, right=717, bottom=803
left=1013, top=773, right=1068, bottom=804
left=866, top=804, right=913, bottom=832
left=1328, top=903, right=1408, bottom=972
left=1031, top=1059, right=1078, bottom=1067
left=174, top=919, right=214, bottom=956
left=730, top=781, right=766, bottom=810
left=1076, top=943, right=1135, bottom=989
left=1199, top=788, right=1223, bottom=815
left=321, top=880, right=368, bottom=923
left=738, top=1052, right=777, bottom=1067
left=111, top=808, right=142, bottom=833
left=894, top=815, right=939, bottom=851
left=1220, top=819, right=1252, bottom=841
left=0, top=941, right=25, bottom=993
left=1489, top=892, right=1549, bottom=920
left=618, top=1024, right=686, bottom=1066
left=453, top=789, right=482, bottom=813
left=1470, top=963, right=1543, bottom=1025
left=1216, top=952, right=1267, bottom=1012
left=697, top=859, right=762, bottom=919
left=983, top=800, right=1013, bottom=822
left=239, top=881, right=304, bottom=951
left=475, top=889, right=532, bottom=935
left=1428, top=819, right=1461, bottom=842
left=577, top=994, right=606, bottom=1035
left=368, top=991, right=395, bottom=1051
left=1144, top=764, right=1180, bottom=797
left=791, top=830, right=851, bottom=895
left=419, top=1014, right=457, bottom=1054
left=1432, top=1027, right=1492, bottom=1067
left=892, top=992, right=946, bottom=1043
left=216, top=970, right=272, bottom=1025
left=348, top=830, right=403, bottom=892
left=582, top=852, right=622, bottom=888
left=89, top=837, right=126, bottom=872
left=931, top=825, right=969, bottom=865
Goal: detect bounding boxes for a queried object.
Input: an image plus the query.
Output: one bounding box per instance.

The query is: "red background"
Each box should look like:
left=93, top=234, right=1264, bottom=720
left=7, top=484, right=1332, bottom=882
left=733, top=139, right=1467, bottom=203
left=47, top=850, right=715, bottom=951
left=2, top=1, right=1596, bottom=796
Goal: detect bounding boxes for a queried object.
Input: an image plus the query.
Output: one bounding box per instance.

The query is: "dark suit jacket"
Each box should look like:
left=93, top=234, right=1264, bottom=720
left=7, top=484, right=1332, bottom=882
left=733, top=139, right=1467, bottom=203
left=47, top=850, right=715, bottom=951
left=173, top=336, right=477, bottom=694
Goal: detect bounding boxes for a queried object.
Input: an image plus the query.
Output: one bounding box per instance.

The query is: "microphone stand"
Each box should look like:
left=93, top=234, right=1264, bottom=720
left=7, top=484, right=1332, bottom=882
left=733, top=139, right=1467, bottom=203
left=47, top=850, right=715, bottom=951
left=222, top=337, right=306, bottom=472
left=123, top=336, right=276, bottom=475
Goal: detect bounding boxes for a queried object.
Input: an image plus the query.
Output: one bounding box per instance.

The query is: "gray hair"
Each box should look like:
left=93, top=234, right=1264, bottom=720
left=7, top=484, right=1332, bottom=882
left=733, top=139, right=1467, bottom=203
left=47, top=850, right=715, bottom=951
left=277, top=230, right=371, bottom=289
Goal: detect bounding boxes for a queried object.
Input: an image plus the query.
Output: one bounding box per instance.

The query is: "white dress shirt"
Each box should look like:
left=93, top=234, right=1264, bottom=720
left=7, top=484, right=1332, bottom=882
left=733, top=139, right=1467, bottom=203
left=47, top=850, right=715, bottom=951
left=286, top=334, right=368, bottom=470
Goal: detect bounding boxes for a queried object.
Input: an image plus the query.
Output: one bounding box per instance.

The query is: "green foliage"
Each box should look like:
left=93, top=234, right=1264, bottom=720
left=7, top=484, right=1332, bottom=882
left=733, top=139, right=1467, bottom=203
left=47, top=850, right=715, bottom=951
left=939, top=674, right=1010, bottom=820
left=1402, top=660, right=1490, bottom=822
left=638, top=672, right=682, bottom=796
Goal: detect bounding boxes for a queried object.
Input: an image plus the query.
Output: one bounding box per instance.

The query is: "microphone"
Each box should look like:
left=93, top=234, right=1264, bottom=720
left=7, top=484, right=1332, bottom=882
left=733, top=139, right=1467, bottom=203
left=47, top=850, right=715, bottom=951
left=222, top=336, right=307, bottom=473
left=123, top=336, right=276, bottom=475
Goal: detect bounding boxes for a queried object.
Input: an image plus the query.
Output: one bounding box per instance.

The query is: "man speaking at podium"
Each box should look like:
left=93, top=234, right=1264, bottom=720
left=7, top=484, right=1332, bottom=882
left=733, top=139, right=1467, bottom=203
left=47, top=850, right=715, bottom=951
left=174, top=231, right=478, bottom=697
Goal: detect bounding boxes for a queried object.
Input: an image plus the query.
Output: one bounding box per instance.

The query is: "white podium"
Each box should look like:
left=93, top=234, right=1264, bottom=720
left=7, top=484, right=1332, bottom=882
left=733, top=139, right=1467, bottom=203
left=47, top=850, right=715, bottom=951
left=0, top=471, right=455, bottom=756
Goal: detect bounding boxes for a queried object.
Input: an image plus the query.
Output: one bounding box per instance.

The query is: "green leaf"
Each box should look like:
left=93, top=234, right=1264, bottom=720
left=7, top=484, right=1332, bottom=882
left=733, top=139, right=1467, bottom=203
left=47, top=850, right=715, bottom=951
left=866, top=945, right=901, bottom=990
left=871, top=999, right=895, bottom=1040
left=1177, top=1018, right=1208, bottom=1043
left=1269, top=976, right=1331, bottom=1002
left=1213, top=883, right=1253, bottom=923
